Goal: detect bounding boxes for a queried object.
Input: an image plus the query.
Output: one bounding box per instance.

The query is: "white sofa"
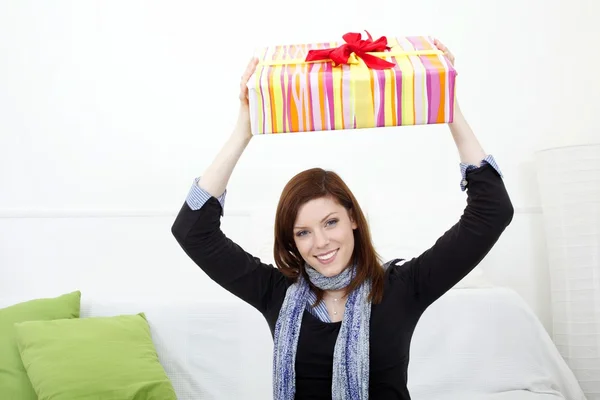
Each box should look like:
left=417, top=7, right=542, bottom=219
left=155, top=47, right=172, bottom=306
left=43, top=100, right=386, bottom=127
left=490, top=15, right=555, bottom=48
left=75, top=286, right=585, bottom=400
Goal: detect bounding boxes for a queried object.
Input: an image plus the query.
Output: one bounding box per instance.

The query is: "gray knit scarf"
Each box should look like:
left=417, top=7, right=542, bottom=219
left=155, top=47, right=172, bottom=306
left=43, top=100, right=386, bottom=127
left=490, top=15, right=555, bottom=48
left=272, top=262, right=372, bottom=399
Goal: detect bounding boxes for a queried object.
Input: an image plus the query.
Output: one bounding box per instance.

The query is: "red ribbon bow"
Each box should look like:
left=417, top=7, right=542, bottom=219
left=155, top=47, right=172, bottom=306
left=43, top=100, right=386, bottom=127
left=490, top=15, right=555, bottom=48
left=305, top=31, right=396, bottom=70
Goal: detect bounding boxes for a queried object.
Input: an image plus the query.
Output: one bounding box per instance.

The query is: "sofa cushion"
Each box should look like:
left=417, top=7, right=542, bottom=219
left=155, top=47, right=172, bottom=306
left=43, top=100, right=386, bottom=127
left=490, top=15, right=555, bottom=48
left=0, top=290, right=81, bottom=400
left=14, top=312, right=177, bottom=400
left=81, top=297, right=274, bottom=399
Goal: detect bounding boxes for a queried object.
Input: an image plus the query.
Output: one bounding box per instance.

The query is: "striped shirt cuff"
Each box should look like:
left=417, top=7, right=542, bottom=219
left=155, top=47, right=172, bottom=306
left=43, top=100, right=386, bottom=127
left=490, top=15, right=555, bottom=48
left=459, top=154, right=502, bottom=191
left=185, top=177, right=227, bottom=215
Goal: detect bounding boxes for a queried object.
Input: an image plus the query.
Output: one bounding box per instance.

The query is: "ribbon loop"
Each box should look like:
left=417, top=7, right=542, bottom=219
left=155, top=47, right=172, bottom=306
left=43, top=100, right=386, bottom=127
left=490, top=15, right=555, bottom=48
left=305, top=30, right=397, bottom=70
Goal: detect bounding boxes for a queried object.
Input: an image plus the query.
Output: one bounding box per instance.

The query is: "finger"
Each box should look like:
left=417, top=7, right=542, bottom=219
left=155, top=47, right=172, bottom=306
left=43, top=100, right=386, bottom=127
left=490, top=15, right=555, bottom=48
left=240, top=77, right=248, bottom=96
left=242, top=58, right=258, bottom=81
left=239, top=58, right=259, bottom=102
left=435, top=41, right=447, bottom=53
left=243, top=60, right=253, bottom=78
left=433, top=39, right=454, bottom=61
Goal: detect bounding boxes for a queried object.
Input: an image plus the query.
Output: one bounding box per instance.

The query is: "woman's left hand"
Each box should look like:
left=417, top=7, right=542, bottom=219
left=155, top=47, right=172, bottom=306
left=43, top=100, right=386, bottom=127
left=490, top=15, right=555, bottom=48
left=433, top=39, right=455, bottom=67
left=433, top=38, right=460, bottom=111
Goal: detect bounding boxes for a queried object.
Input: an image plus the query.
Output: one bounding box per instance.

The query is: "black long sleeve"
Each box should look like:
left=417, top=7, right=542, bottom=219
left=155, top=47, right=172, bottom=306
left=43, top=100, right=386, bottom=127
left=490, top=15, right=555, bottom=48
left=390, top=163, right=514, bottom=310
left=171, top=198, right=289, bottom=316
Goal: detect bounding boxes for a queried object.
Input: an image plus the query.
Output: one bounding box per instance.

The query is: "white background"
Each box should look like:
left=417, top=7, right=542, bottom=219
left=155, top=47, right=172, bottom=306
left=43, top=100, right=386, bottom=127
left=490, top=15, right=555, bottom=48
left=1, top=0, right=599, bottom=337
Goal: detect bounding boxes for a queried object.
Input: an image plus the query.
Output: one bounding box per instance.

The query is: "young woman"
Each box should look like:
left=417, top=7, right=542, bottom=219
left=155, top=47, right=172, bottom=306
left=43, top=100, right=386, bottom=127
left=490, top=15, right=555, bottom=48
left=171, top=40, right=514, bottom=400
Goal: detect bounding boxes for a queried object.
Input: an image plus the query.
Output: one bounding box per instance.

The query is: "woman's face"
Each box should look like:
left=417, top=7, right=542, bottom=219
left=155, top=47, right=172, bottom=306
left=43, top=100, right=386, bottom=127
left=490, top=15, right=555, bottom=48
left=293, top=197, right=357, bottom=277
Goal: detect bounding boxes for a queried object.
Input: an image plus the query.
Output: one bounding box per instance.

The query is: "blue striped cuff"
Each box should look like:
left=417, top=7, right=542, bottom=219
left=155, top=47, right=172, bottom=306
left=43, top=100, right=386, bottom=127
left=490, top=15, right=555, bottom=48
left=459, top=154, right=502, bottom=191
left=185, top=177, right=227, bottom=215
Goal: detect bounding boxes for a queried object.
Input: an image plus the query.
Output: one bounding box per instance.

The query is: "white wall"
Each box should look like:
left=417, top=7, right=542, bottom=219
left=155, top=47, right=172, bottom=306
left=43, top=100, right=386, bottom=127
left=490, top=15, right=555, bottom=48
left=1, top=0, right=599, bottom=338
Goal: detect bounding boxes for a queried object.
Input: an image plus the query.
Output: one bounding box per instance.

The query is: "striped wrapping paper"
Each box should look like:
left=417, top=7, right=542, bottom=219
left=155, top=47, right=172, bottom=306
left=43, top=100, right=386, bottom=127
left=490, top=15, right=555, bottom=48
left=247, top=35, right=457, bottom=135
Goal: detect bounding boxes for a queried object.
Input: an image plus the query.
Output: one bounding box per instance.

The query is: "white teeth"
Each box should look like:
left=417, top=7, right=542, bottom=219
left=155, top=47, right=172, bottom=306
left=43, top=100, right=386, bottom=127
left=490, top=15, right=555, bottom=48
left=317, top=250, right=337, bottom=260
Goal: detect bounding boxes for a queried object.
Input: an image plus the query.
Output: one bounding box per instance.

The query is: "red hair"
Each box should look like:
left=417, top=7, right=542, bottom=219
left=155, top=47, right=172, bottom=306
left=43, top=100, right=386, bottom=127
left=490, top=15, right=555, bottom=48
left=273, top=168, right=385, bottom=304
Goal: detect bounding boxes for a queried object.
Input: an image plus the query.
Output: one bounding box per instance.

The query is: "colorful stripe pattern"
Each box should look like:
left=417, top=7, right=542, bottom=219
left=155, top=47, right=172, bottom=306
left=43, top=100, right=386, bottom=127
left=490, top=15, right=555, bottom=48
left=247, top=36, right=457, bottom=135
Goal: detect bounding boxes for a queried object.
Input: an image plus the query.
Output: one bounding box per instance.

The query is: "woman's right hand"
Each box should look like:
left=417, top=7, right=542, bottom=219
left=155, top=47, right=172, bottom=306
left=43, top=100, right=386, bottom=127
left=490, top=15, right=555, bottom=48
left=235, top=57, right=259, bottom=139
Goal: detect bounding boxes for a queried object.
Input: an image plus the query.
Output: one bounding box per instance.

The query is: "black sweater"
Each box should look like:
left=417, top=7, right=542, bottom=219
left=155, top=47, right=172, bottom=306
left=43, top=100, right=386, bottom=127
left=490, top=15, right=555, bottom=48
left=171, top=163, right=514, bottom=399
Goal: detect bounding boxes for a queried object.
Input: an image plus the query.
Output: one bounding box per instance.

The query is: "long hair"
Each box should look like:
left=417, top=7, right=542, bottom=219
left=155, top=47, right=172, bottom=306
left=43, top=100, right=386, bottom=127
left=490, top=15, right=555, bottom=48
left=273, top=168, right=385, bottom=304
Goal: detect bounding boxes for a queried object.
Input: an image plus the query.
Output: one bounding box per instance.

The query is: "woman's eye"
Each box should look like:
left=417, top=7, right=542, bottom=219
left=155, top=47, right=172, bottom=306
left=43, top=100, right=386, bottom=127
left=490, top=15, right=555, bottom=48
left=326, top=219, right=338, bottom=227
left=296, top=230, right=308, bottom=237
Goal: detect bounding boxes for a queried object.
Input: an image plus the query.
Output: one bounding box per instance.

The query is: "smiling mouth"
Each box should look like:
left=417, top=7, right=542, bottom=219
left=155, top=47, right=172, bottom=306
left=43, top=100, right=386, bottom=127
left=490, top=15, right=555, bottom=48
left=315, top=249, right=338, bottom=263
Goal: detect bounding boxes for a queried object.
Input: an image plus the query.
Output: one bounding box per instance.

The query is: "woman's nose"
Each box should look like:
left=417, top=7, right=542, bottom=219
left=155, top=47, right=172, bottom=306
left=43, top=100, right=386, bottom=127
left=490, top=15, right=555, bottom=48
left=314, top=230, right=330, bottom=248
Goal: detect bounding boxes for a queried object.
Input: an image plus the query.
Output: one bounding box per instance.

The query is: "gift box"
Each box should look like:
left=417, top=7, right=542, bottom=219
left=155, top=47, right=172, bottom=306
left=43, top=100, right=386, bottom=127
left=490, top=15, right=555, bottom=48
left=246, top=32, right=457, bottom=135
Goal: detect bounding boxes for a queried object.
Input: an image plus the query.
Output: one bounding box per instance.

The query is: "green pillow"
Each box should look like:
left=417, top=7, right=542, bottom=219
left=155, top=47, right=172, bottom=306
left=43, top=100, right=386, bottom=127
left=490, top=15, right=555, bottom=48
left=0, top=290, right=81, bottom=400
left=14, top=312, right=177, bottom=400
